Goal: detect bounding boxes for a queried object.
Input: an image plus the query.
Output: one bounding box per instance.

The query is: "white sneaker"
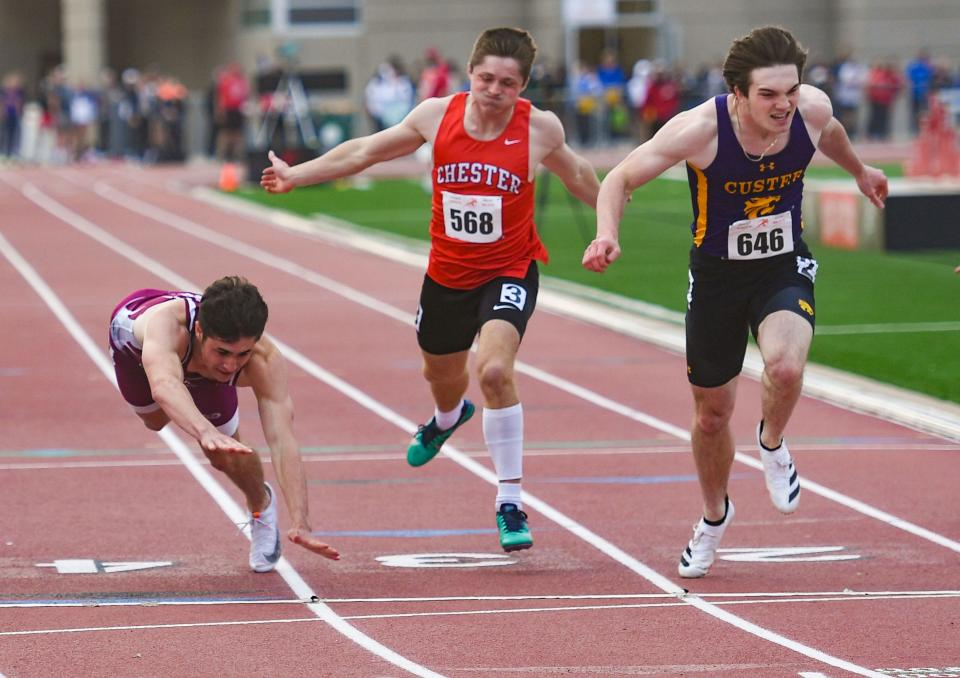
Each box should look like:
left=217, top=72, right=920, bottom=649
left=678, top=498, right=735, bottom=579
left=249, top=482, right=281, bottom=573
left=757, top=422, right=801, bottom=514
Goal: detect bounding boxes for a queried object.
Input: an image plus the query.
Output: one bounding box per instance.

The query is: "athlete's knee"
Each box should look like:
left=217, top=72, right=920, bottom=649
left=763, top=354, right=805, bottom=390
left=202, top=447, right=233, bottom=473
left=692, top=395, right=734, bottom=436
left=138, top=411, right=169, bottom=432
left=477, top=360, right=513, bottom=397
left=694, top=408, right=732, bottom=436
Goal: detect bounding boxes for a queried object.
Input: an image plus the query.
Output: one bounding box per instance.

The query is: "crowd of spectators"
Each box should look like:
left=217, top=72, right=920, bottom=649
left=2, top=46, right=960, bottom=166
left=0, top=64, right=188, bottom=165
left=560, top=46, right=960, bottom=147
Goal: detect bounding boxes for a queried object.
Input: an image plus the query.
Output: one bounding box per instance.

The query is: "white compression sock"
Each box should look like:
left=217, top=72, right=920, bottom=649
left=434, top=399, right=465, bottom=430
left=483, top=403, right=524, bottom=509
left=495, top=482, right=523, bottom=511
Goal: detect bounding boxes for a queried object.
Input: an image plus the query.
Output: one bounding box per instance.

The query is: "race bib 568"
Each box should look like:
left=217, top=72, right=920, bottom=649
left=442, top=192, right=503, bottom=243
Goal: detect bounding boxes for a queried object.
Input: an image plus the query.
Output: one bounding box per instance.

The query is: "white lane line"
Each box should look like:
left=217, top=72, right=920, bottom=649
left=0, top=229, right=444, bottom=678
left=0, top=616, right=323, bottom=637
left=6, top=591, right=959, bottom=636
left=5, top=589, right=958, bottom=609
left=94, top=180, right=960, bottom=555
left=816, top=321, right=960, bottom=335
left=19, top=182, right=890, bottom=677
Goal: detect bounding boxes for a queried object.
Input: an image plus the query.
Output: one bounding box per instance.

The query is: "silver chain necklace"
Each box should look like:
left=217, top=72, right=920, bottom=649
left=735, top=102, right=781, bottom=162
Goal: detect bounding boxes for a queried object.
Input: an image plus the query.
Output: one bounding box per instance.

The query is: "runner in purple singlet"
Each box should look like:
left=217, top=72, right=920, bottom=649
left=581, top=26, right=888, bottom=579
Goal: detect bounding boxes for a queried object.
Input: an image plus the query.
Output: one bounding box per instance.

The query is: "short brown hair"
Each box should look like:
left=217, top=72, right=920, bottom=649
left=722, top=26, right=808, bottom=95
left=199, top=276, right=268, bottom=342
left=468, top=27, right=538, bottom=84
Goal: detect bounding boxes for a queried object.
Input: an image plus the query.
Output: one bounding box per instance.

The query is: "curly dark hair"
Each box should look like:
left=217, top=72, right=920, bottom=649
left=198, top=276, right=268, bottom=342
left=722, top=26, right=808, bottom=95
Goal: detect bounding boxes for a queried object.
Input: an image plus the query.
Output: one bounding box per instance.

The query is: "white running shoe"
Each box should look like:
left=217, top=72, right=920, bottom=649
left=249, top=482, right=281, bottom=573
left=757, top=422, right=801, bottom=514
left=678, top=498, right=735, bottom=579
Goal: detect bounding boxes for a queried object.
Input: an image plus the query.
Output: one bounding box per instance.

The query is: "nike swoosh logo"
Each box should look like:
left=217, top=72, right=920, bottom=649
left=266, top=533, right=281, bottom=563
left=504, top=138, right=522, bottom=145
left=492, top=304, right=519, bottom=311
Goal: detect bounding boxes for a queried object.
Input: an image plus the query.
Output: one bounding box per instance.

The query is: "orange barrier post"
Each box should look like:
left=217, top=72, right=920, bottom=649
left=219, top=162, right=239, bottom=192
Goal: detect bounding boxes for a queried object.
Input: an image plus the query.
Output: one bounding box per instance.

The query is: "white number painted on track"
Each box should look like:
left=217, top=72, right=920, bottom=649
left=873, top=668, right=960, bottom=677
left=718, top=546, right=859, bottom=563
left=375, top=553, right=516, bottom=568
left=36, top=559, right=174, bottom=574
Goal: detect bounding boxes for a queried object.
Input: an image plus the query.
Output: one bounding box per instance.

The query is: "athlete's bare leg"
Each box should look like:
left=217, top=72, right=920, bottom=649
left=138, top=410, right=169, bottom=431
left=420, top=349, right=470, bottom=412
left=690, top=378, right=738, bottom=522
left=201, top=428, right=269, bottom=513
left=756, top=310, right=813, bottom=447
left=474, top=319, right=521, bottom=409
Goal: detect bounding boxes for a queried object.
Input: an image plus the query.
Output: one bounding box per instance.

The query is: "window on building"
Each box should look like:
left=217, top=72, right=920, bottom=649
left=287, top=0, right=360, bottom=27
left=242, top=0, right=271, bottom=27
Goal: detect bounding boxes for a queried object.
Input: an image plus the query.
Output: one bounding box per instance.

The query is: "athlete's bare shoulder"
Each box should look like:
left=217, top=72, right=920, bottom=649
left=404, top=95, right=457, bottom=143
left=650, top=97, right=720, bottom=168
left=135, top=297, right=190, bottom=356
left=528, top=105, right=565, bottom=160
left=797, top=84, right=833, bottom=130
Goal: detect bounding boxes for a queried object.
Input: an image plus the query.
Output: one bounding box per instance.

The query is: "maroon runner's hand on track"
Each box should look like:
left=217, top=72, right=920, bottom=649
left=199, top=430, right=254, bottom=455
left=289, top=527, right=341, bottom=560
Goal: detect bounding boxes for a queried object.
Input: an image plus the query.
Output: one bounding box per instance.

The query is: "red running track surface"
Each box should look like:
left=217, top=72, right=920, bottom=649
left=0, top=164, right=957, bottom=678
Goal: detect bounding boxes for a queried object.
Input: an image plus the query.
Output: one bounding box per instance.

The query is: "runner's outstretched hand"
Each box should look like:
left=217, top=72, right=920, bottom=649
left=289, top=527, right=340, bottom=560
left=261, top=150, right=295, bottom=194
left=199, top=430, right=253, bottom=455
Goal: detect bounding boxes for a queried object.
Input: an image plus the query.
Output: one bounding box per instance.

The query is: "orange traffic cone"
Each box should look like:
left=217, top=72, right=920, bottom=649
left=219, top=162, right=239, bottom=192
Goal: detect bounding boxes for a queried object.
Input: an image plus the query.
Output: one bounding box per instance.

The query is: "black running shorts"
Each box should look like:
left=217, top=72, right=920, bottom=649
left=415, top=262, right=539, bottom=355
left=685, top=242, right=817, bottom=388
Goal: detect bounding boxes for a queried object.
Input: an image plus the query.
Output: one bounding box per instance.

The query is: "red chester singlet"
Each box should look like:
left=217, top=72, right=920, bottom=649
left=427, top=92, right=547, bottom=289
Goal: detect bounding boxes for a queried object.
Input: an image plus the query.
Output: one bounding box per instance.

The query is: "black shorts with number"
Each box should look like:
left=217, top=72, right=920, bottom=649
left=415, top=261, right=539, bottom=355
left=685, top=241, right=818, bottom=388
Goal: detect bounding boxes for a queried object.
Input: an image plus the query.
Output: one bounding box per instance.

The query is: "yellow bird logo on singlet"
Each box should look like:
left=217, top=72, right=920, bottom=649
left=798, top=299, right=814, bottom=316
left=743, top=195, right=781, bottom=219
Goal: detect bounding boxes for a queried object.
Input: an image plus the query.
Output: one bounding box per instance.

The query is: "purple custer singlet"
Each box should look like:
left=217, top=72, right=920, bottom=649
left=685, top=94, right=816, bottom=258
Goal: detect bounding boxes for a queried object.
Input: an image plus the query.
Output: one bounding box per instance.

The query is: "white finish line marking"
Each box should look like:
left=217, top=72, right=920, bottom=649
left=718, top=546, right=860, bottom=563
left=376, top=553, right=515, bottom=568
left=36, top=560, right=173, bottom=574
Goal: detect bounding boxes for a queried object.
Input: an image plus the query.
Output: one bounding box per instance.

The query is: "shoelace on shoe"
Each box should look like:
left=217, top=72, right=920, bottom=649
left=415, top=420, right=442, bottom=447
left=236, top=510, right=275, bottom=535
left=499, top=508, right=529, bottom=532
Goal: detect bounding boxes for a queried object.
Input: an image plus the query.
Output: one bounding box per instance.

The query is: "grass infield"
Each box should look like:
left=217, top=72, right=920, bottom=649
left=237, top=164, right=960, bottom=405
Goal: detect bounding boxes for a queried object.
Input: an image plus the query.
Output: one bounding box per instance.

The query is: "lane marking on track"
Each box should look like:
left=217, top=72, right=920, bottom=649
left=5, top=589, right=959, bottom=609
left=815, top=321, right=960, bottom=335
left=13, top=181, right=894, bottom=677
left=2, top=440, right=956, bottom=471
left=88, top=179, right=960, bottom=556
left=0, top=228, right=444, bottom=678
left=5, top=591, right=960, bottom=635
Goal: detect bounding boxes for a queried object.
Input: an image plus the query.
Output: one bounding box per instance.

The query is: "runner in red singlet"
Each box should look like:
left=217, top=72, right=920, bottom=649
left=262, top=27, right=600, bottom=551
